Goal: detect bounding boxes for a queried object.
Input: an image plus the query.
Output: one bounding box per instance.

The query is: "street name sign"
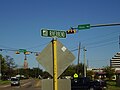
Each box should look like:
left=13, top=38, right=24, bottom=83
left=41, top=29, right=66, bottom=38
left=19, top=49, right=26, bottom=53
left=78, top=24, right=90, bottom=30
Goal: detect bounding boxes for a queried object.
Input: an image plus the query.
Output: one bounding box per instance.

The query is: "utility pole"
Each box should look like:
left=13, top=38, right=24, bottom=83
left=119, top=35, right=120, bottom=50
left=77, top=42, right=81, bottom=74
left=0, top=58, right=1, bottom=80
left=78, top=42, right=81, bottom=65
left=83, top=47, right=87, bottom=77
left=87, top=60, right=89, bottom=68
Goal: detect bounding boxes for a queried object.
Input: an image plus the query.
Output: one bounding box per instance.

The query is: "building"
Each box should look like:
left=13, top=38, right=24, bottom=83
left=110, top=52, right=120, bottom=81
left=110, top=52, right=120, bottom=68
left=24, top=55, right=28, bottom=69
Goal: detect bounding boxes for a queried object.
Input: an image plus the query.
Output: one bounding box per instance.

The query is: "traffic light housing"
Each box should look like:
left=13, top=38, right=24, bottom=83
left=66, top=29, right=76, bottom=34
left=24, top=51, right=30, bottom=55
left=16, top=51, right=20, bottom=54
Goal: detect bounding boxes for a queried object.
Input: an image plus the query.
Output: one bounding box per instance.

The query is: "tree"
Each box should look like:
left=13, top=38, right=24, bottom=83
left=3, top=55, right=17, bottom=79
left=61, top=64, right=76, bottom=77
left=0, top=54, right=8, bottom=80
left=0, top=54, right=7, bottom=71
left=76, top=63, right=84, bottom=77
left=42, top=71, right=52, bottom=79
left=60, top=63, right=84, bottom=78
left=5, top=55, right=16, bottom=69
left=103, top=66, right=115, bottom=80
left=87, top=70, right=94, bottom=79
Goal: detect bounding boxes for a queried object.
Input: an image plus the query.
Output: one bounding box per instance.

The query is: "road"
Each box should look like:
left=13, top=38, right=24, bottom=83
left=0, top=79, right=41, bottom=90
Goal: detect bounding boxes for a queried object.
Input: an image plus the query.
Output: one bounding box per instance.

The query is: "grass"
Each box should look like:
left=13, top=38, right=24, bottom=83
left=107, top=81, right=120, bottom=90
left=0, top=80, right=10, bottom=85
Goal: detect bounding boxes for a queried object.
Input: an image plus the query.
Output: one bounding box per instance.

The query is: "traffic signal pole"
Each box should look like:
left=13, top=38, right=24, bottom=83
left=71, top=23, right=120, bottom=30
left=91, top=23, right=120, bottom=28
left=52, top=37, right=58, bottom=90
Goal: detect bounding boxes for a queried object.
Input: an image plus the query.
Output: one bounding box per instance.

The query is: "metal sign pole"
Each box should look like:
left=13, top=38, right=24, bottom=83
left=52, top=37, right=58, bottom=90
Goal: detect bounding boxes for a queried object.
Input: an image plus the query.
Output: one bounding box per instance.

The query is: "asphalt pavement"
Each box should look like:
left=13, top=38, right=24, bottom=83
left=0, top=79, right=41, bottom=90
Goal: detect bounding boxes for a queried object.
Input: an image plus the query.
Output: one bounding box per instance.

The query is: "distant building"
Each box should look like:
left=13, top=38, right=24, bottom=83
left=110, top=52, right=120, bottom=68
left=110, top=52, right=120, bottom=81
left=24, top=54, right=28, bottom=69
left=24, top=59, right=28, bottom=69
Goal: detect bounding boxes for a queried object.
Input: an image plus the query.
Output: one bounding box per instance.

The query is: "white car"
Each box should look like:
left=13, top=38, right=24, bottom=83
left=11, top=77, right=20, bottom=86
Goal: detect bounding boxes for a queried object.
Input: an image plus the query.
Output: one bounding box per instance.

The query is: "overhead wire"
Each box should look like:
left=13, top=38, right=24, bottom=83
left=82, top=30, right=119, bottom=44
left=85, top=36, right=117, bottom=47
left=70, top=30, right=119, bottom=51
left=0, top=44, right=19, bottom=50
left=87, top=40, right=118, bottom=49
left=25, top=42, right=49, bottom=50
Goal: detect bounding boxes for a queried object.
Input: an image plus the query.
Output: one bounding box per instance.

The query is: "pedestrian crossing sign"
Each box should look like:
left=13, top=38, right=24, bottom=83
left=74, top=73, right=78, bottom=78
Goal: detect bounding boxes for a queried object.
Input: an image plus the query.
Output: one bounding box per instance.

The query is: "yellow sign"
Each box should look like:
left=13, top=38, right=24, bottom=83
left=74, top=73, right=78, bottom=78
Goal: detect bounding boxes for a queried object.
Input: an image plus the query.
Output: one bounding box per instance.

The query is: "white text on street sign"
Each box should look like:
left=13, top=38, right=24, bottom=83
left=41, top=29, right=66, bottom=38
left=78, top=24, right=90, bottom=30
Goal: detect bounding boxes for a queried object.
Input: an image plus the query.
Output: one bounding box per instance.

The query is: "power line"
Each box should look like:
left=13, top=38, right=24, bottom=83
left=82, top=30, right=119, bottom=44
left=0, top=45, right=18, bottom=50
left=26, top=42, right=49, bottom=50
left=87, top=40, right=118, bottom=49
left=85, top=36, right=117, bottom=47
left=70, top=40, right=118, bottom=52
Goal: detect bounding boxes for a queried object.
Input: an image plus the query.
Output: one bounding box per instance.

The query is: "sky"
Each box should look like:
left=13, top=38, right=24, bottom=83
left=0, top=0, right=120, bottom=70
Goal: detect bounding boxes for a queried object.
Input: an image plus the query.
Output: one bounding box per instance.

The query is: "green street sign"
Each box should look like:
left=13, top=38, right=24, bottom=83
left=41, top=29, right=66, bottom=38
left=19, top=49, right=26, bottom=53
left=78, top=24, right=90, bottom=30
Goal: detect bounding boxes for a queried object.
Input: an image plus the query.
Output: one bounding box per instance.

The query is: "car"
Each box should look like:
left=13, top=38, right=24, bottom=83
left=91, top=79, right=107, bottom=90
left=71, top=77, right=92, bottom=90
left=11, top=77, right=20, bottom=86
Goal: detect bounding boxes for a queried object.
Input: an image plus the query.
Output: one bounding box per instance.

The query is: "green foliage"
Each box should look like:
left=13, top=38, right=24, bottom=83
left=87, top=70, right=94, bottom=79
left=107, top=81, right=120, bottom=90
left=0, top=80, right=10, bottom=85
left=60, top=63, right=84, bottom=78
left=0, top=54, right=7, bottom=73
left=103, top=66, right=115, bottom=80
left=0, top=54, right=17, bottom=80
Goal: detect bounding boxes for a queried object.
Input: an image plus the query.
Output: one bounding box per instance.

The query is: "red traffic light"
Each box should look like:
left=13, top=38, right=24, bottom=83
left=66, top=29, right=76, bottom=34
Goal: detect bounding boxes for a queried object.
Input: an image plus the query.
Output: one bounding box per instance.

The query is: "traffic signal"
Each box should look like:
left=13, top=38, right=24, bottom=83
left=66, top=29, right=76, bottom=34
left=24, top=51, right=30, bottom=55
left=16, top=51, right=20, bottom=54
left=35, top=53, right=39, bottom=56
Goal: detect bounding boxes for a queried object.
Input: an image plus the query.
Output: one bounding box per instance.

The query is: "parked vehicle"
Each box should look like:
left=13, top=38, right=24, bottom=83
left=71, top=77, right=92, bottom=90
left=11, top=77, right=20, bottom=86
left=91, top=79, right=107, bottom=90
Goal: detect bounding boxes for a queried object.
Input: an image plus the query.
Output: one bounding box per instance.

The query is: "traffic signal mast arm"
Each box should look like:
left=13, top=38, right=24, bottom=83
left=71, top=23, right=120, bottom=30
left=91, top=23, right=120, bottom=28
left=0, top=48, right=40, bottom=56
